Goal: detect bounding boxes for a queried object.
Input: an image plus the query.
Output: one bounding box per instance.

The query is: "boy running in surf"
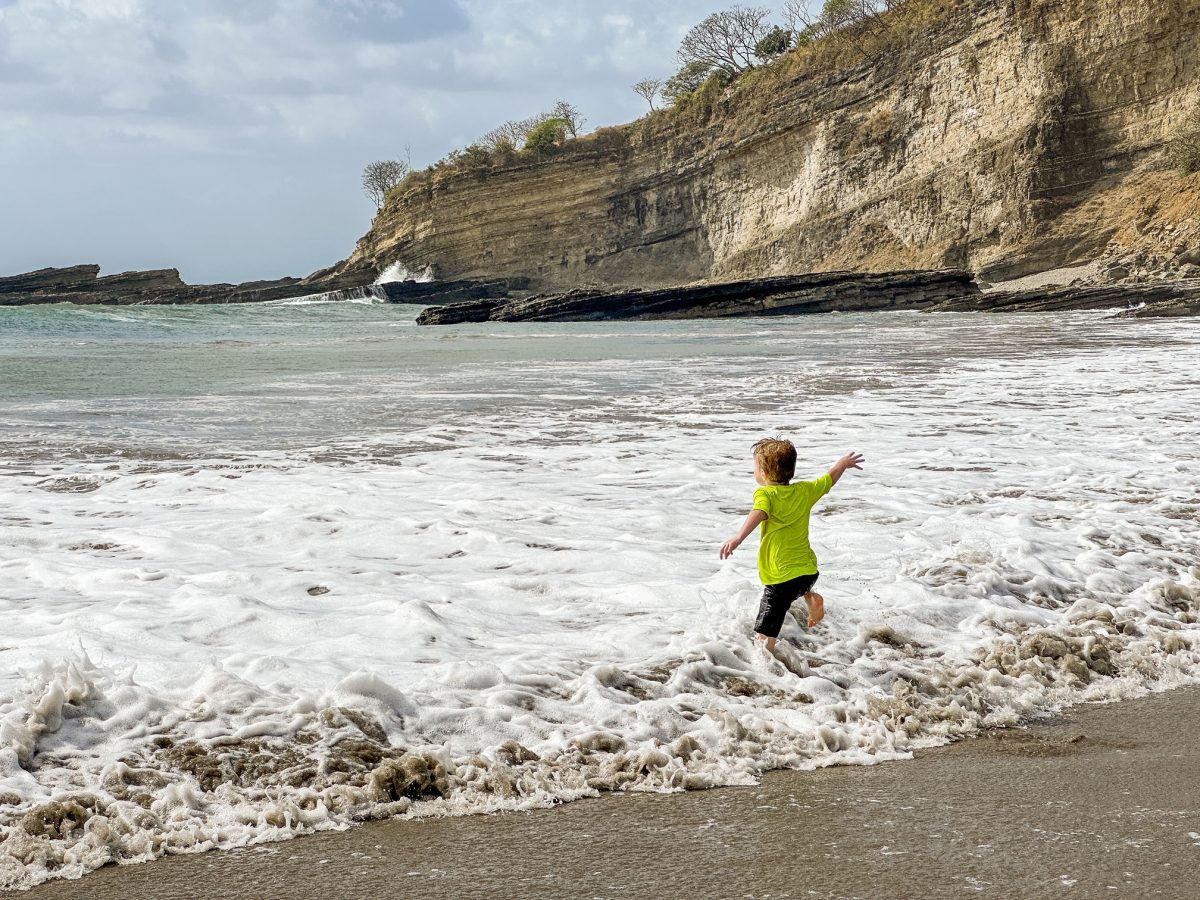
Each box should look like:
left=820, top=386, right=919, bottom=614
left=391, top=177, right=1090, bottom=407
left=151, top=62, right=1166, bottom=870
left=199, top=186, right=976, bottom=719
left=720, top=439, right=864, bottom=653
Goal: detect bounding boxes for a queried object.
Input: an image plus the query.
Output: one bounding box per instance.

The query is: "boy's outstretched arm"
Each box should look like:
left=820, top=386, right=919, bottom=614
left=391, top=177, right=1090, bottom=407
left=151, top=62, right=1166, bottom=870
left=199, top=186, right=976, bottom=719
left=829, top=451, right=865, bottom=486
left=720, top=510, right=767, bottom=559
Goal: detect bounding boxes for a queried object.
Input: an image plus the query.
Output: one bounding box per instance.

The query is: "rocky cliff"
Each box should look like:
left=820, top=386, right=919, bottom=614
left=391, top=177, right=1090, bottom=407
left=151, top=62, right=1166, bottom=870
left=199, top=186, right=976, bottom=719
left=346, top=0, right=1200, bottom=291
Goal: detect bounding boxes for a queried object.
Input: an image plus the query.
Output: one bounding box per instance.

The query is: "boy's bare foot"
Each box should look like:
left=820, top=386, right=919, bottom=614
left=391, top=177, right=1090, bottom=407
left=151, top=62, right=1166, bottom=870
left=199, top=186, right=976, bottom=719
left=755, top=633, right=778, bottom=655
left=805, top=591, right=825, bottom=628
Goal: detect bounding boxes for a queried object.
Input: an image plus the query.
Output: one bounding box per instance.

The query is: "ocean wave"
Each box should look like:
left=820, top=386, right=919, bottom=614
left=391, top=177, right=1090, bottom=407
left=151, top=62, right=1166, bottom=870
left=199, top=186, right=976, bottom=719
left=267, top=287, right=389, bottom=306
left=1, top=314, right=1198, bottom=889
left=2, top=572, right=1198, bottom=890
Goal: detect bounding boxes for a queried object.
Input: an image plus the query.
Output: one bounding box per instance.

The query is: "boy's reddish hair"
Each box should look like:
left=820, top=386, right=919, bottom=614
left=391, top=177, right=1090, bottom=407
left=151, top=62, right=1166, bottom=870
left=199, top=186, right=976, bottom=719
left=754, top=438, right=796, bottom=484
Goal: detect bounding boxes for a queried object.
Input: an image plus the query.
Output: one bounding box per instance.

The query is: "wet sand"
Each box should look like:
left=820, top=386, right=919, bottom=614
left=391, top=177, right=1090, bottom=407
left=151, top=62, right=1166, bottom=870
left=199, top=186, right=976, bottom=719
left=18, top=686, right=1200, bottom=900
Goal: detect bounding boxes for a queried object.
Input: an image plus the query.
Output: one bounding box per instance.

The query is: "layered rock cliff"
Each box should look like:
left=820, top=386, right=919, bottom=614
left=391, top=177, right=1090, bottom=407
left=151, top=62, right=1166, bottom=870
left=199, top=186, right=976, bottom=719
left=346, top=0, right=1200, bottom=290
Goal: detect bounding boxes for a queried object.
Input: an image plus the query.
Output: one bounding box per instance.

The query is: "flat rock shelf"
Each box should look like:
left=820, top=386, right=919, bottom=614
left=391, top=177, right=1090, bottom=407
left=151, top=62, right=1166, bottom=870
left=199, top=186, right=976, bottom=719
left=928, top=279, right=1200, bottom=318
left=414, top=270, right=980, bottom=325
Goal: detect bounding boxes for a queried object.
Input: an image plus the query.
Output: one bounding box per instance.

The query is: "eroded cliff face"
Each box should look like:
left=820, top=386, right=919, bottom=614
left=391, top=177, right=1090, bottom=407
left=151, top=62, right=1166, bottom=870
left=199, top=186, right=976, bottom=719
left=348, top=0, right=1200, bottom=289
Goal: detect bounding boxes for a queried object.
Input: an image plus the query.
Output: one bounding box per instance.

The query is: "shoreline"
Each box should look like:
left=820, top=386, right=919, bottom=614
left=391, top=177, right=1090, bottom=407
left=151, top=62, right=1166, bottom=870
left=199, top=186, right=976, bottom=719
left=17, top=684, right=1200, bottom=899
left=7, top=264, right=1200, bottom=320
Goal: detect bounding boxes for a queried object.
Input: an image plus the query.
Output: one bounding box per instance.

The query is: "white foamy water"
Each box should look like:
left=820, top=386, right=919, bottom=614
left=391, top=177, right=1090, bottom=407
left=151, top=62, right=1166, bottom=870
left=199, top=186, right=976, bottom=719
left=0, top=308, right=1198, bottom=889
left=374, top=261, right=432, bottom=284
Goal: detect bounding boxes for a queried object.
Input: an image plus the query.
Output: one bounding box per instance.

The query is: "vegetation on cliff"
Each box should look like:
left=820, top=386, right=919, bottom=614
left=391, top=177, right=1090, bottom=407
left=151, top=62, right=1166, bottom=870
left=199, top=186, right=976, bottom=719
left=361, top=158, right=410, bottom=209
left=370, top=0, right=970, bottom=202
left=366, top=0, right=1194, bottom=209
left=347, top=0, right=1199, bottom=290
left=1168, top=110, right=1200, bottom=175
left=655, top=0, right=920, bottom=109
left=675, top=6, right=775, bottom=77
left=362, top=100, right=584, bottom=200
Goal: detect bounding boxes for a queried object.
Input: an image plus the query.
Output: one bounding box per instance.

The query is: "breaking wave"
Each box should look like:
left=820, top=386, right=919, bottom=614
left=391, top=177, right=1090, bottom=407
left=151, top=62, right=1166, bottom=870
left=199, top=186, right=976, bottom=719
left=3, top=573, right=1198, bottom=889
left=267, top=286, right=389, bottom=306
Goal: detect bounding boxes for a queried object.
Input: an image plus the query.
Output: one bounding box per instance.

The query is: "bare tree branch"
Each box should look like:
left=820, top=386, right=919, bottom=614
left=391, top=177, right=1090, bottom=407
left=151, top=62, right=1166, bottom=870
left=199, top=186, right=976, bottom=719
left=551, top=100, right=586, bottom=137
left=784, top=0, right=904, bottom=47
left=478, top=101, right=584, bottom=151
left=678, top=5, right=773, bottom=76
left=633, top=78, right=664, bottom=111
left=782, top=0, right=817, bottom=38
left=362, top=159, right=410, bottom=209
left=478, top=114, right=549, bottom=152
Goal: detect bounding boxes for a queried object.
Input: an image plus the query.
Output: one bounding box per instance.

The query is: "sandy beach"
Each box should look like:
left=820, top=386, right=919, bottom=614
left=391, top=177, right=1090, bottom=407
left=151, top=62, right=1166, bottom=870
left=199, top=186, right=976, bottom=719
left=15, top=684, right=1198, bottom=900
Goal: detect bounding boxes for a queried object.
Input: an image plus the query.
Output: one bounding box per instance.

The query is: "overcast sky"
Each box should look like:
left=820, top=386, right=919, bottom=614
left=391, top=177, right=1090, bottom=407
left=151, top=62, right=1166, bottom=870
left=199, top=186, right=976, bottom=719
left=0, top=0, right=800, bottom=283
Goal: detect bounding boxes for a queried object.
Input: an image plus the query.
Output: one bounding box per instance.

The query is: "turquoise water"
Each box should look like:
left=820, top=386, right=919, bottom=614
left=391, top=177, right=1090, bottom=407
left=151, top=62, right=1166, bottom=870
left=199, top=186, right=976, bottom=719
left=0, top=299, right=1194, bottom=468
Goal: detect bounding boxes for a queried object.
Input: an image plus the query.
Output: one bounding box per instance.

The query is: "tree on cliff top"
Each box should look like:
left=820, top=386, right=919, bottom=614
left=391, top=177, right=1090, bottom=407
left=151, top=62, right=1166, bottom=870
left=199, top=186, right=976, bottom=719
left=754, top=25, right=793, bottom=61
left=362, top=159, right=410, bottom=208
left=783, top=0, right=901, bottom=48
left=633, top=78, right=664, bottom=111
left=478, top=101, right=584, bottom=153
left=550, top=100, right=586, bottom=138
left=480, top=117, right=541, bottom=152
left=678, top=6, right=773, bottom=77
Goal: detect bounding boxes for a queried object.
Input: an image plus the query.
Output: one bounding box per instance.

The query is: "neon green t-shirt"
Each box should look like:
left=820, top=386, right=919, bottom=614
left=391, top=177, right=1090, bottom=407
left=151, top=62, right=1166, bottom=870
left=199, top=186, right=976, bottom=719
left=752, top=473, right=833, bottom=585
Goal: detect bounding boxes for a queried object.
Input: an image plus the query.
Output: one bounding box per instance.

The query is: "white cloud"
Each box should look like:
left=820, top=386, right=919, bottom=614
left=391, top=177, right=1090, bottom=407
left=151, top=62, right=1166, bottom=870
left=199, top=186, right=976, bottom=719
left=0, top=0, right=768, bottom=281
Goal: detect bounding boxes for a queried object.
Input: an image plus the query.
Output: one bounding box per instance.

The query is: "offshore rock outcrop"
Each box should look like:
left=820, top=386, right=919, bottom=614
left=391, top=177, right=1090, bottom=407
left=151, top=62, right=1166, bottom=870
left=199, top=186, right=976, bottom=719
left=372, top=277, right=530, bottom=305
left=0, top=265, right=524, bottom=307
left=348, top=0, right=1200, bottom=292
left=416, top=270, right=978, bottom=325
left=0, top=264, right=366, bottom=307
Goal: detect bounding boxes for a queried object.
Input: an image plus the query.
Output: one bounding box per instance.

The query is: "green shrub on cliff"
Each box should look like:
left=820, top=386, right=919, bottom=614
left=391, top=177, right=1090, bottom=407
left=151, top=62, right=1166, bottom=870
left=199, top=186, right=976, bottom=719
left=663, top=60, right=714, bottom=106
left=476, top=101, right=584, bottom=154
left=700, top=69, right=734, bottom=96
left=550, top=100, right=586, bottom=138
left=1168, top=112, right=1200, bottom=174
left=755, top=26, right=793, bottom=60
left=672, top=70, right=735, bottom=125
left=524, top=117, right=570, bottom=152
left=447, top=143, right=496, bottom=171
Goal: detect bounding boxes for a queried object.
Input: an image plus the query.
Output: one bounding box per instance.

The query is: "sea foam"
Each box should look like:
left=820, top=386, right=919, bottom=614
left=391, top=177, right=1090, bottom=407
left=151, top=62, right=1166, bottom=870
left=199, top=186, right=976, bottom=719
left=0, top=311, right=1198, bottom=889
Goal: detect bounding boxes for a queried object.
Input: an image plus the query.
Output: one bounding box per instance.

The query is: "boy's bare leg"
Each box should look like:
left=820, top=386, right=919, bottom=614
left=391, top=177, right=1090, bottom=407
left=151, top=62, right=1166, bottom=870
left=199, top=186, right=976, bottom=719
left=754, top=633, right=778, bottom=654
left=804, top=591, right=825, bottom=628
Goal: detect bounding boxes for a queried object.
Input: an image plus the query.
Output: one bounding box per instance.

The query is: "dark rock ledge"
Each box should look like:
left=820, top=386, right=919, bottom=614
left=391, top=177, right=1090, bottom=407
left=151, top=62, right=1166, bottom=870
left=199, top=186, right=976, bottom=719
left=926, top=280, right=1200, bottom=318
left=8, top=263, right=1198, bottom=320
left=415, top=270, right=980, bottom=325
left=0, top=264, right=525, bottom=308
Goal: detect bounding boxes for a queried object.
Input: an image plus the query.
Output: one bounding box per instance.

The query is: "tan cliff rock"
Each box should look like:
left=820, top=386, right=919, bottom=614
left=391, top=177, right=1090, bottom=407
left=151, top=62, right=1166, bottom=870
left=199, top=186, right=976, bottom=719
left=346, top=0, right=1200, bottom=290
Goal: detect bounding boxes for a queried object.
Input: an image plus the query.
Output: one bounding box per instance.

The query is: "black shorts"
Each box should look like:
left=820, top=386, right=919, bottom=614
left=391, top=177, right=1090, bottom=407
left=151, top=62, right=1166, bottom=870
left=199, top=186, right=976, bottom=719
left=754, top=572, right=820, bottom=638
